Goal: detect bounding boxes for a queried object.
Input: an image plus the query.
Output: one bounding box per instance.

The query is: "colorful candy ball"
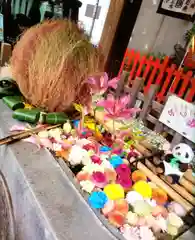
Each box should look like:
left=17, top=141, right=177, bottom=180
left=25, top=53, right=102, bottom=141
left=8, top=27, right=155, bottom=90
left=102, top=200, right=115, bottom=216
left=108, top=211, right=125, bottom=228
left=104, top=168, right=117, bottom=183
left=104, top=184, right=125, bottom=200
left=133, top=200, right=153, bottom=217
left=126, top=211, right=139, bottom=226
left=76, top=171, right=90, bottom=182
left=152, top=188, right=168, bottom=205
left=168, top=202, right=187, bottom=217
left=133, top=181, right=152, bottom=198
left=113, top=199, right=129, bottom=216
left=126, top=191, right=144, bottom=205
left=132, top=170, right=147, bottom=183
left=88, top=191, right=108, bottom=209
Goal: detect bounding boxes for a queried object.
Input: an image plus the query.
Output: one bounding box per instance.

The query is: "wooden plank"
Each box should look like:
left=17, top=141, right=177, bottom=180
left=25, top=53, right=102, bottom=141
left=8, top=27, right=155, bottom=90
left=171, top=132, right=184, bottom=146
left=1, top=43, right=12, bottom=66
left=154, top=121, right=164, bottom=133
left=128, top=77, right=144, bottom=108
left=116, top=71, right=129, bottom=97
left=99, top=0, right=125, bottom=64
left=139, top=84, right=159, bottom=122
left=137, top=92, right=164, bottom=113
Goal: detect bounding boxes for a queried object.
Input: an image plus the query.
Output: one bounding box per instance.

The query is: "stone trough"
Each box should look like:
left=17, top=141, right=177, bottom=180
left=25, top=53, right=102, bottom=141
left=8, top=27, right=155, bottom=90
left=0, top=101, right=194, bottom=240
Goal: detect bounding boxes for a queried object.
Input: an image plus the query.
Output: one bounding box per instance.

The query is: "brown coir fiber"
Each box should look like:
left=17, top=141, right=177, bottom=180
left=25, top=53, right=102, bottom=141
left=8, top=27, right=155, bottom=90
left=10, top=20, right=104, bottom=112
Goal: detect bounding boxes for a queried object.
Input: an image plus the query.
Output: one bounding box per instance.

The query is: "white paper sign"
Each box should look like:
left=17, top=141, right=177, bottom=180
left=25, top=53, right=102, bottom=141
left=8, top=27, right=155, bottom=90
left=161, top=0, right=195, bottom=16
left=159, top=95, right=195, bottom=143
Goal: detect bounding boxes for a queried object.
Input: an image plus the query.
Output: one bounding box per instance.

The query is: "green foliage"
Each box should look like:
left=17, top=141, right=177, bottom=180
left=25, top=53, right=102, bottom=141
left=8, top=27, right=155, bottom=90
left=184, top=24, right=195, bottom=44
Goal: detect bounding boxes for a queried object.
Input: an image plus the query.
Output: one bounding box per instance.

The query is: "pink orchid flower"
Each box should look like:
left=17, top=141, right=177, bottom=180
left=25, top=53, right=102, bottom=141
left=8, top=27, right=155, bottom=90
left=88, top=73, right=118, bottom=95
left=96, top=94, right=140, bottom=120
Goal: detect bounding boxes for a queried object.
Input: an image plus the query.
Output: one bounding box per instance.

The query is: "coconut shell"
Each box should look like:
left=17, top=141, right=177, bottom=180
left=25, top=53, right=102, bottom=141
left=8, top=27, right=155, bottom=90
left=11, top=20, right=104, bottom=112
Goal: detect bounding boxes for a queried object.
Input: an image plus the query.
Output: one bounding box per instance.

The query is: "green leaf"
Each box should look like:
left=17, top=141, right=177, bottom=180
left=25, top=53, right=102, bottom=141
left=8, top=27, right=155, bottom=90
left=95, top=106, right=104, bottom=112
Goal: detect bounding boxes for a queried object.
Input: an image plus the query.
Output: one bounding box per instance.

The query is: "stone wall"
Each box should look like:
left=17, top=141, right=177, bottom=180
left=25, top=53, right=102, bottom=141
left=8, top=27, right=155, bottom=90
left=128, top=0, right=192, bottom=56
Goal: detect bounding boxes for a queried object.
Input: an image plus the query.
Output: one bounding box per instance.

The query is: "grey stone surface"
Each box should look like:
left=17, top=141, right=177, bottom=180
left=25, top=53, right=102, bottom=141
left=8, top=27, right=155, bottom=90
left=0, top=101, right=118, bottom=240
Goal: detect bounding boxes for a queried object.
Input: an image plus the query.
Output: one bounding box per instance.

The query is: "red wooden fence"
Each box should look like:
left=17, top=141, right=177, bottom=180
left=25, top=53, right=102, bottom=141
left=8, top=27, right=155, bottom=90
left=119, top=49, right=195, bottom=103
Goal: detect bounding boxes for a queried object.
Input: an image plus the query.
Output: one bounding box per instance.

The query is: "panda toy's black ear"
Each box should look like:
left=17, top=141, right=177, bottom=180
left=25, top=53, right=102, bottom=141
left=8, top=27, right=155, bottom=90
left=164, top=154, right=174, bottom=163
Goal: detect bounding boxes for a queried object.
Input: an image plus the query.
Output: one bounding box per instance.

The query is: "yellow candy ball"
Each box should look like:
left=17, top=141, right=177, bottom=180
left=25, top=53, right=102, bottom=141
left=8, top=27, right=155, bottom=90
left=133, top=181, right=152, bottom=198
left=104, top=184, right=125, bottom=200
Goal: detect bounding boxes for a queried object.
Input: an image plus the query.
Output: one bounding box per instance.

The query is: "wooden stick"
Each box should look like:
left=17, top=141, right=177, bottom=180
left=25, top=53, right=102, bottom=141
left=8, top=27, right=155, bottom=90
left=130, top=158, right=195, bottom=206
left=135, top=162, right=193, bottom=212
left=179, top=177, right=195, bottom=196
left=0, top=124, right=61, bottom=145
left=183, top=169, right=195, bottom=185
left=144, top=160, right=195, bottom=203
left=161, top=176, right=195, bottom=206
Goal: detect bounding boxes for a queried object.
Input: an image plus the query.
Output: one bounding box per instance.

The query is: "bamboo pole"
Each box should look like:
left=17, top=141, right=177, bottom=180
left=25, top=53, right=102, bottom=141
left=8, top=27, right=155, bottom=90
left=161, top=176, right=195, bottom=206
left=179, top=177, right=195, bottom=196
left=184, top=169, right=195, bottom=185
left=135, top=162, right=193, bottom=212
left=0, top=124, right=61, bottom=145
left=130, top=157, right=195, bottom=206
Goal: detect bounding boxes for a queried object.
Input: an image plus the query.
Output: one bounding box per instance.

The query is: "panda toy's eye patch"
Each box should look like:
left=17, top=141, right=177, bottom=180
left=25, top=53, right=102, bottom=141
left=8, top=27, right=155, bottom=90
left=175, top=146, right=180, bottom=150
left=185, top=153, right=189, bottom=158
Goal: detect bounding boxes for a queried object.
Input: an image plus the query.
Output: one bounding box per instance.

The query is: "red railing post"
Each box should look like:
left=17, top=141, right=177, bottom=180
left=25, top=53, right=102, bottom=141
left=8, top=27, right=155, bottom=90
left=143, top=56, right=153, bottom=80
left=178, top=71, right=193, bottom=98
left=135, top=55, right=146, bottom=78
left=129, top=51, right=140, bottom=81
left=119, top=48, right=194, bottom=103
left=157, top=64, right=176, bottom=102
left=155, top=56, right=169, bottom=85
left=144, top=59, right=160, bottom=93
left=118, top=49, right=135, bottom=76
left=185, top=78, right=195, bottom=102
left=169, top=69, right=183, bottom=94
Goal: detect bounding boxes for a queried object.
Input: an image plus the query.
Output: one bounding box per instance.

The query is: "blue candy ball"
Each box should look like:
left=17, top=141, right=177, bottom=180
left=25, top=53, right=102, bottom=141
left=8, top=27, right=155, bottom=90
left=110, top=155, right=123, bottom=168
left=88, top=191, right=108, bottom=209
left=100, top=146, right=112, bottom=152
left=73, top=120, right=80, bottom=128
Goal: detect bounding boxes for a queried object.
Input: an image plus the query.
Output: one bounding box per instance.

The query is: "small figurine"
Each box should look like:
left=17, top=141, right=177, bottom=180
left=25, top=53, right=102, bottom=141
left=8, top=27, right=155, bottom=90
left=152, top=143, right=194, bottom=184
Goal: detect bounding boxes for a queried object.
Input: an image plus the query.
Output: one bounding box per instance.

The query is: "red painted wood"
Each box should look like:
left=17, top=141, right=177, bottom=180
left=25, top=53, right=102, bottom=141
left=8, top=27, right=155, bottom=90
left=144, top=59, right=160, bottom=93
left=118, top=49, right=135, bottom=75
left=178, top=71, right=193, bottom=98
left=155, top=56, right=169, bottom=85
left=185, top=78, right=195, bottom=102
left=143, top=56, right=153, bottom=80
left=135, top=55, right=146, bottom=78
left=129, top=52, right=140, bottom=80
left=169, top=69, right=183, bottom=94
left=119, top=49, right=195, bottom=103
left=157, top=64, right=176, bottom=102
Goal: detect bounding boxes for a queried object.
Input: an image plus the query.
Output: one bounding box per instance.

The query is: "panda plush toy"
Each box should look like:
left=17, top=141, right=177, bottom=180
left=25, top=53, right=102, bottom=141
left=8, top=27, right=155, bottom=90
left=151, top=143, right=194, bottom=184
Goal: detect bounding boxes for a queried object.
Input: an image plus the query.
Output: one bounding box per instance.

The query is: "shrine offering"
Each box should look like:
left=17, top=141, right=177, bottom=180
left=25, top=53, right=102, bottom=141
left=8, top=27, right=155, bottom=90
left=0, top=20, right=195, bottom=240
